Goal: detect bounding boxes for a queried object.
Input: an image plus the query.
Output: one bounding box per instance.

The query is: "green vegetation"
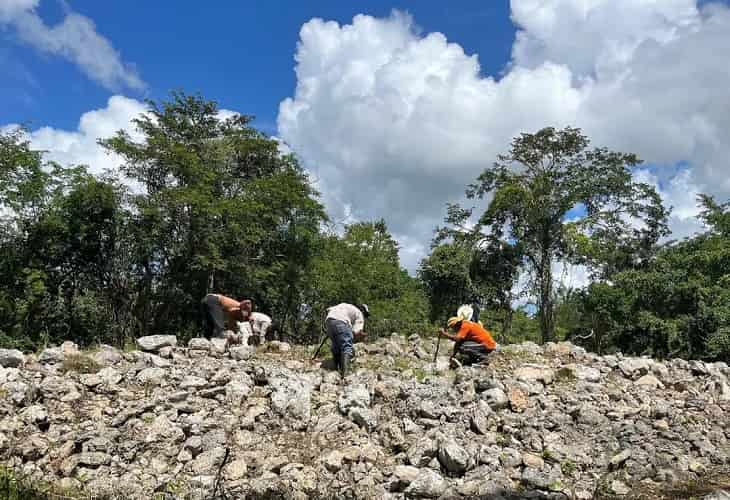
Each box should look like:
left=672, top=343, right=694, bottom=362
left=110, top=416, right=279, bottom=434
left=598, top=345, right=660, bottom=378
left=1, top=99, right=727, bottom=362
left=60, top=354, right=101, bottom=374
left=0, top=92, right=427, bottom=350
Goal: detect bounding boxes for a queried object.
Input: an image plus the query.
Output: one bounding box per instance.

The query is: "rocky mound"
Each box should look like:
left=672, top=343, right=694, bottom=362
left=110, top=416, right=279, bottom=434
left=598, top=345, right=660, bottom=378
left=0, top=335, right=728, bottom=499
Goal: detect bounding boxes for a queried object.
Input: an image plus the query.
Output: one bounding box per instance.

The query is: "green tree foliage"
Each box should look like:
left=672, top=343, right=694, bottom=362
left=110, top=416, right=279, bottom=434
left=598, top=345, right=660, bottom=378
left=99, top=92, right=326, bottom=339
left=441, top=127, right=668, bottom=343
left=418, top=243, right=474, bottom=322
left=573, top=195, right=730, bottom=361
left=0, top=92, right=431, bottom=351
left=304, top=220, right=429, bottom=342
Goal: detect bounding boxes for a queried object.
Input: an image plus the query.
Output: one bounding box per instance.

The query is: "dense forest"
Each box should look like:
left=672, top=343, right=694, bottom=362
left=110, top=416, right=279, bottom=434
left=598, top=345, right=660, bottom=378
left=1, top=92, right=728, bottom=362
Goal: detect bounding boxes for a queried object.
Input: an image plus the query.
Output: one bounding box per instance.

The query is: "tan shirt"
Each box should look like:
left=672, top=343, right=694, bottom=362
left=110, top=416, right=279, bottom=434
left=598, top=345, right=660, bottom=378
left=326, top=303, right=365, bottom=333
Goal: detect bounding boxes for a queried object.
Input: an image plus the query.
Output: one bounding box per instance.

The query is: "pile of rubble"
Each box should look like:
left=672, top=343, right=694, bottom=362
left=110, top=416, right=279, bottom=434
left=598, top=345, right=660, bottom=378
left=0, top=334, right=728, bottom=499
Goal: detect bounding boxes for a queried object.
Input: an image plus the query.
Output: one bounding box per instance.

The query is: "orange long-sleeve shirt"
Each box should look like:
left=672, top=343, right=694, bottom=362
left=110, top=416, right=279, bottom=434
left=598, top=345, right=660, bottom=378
left=455, top=321, right=497, bottom=350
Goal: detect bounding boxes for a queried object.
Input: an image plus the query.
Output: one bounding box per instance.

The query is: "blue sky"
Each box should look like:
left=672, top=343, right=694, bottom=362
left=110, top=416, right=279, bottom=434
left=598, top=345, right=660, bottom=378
left=2, top=1, right=514, bottom=134
left=2, top=0, right=730, bottom=277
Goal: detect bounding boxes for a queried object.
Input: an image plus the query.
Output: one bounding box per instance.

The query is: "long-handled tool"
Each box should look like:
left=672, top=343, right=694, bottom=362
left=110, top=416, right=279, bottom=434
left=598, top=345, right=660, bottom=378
left=312, top=309, right=329, bottom=360
left=432, top=329, right=442, bottom=372
left=312, top=332, right=328, bottom=360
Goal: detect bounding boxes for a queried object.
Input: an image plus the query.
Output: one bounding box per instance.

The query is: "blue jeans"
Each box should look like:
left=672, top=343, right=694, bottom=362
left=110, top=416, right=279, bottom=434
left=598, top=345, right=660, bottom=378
left=326, top=318, right=353, bottom=364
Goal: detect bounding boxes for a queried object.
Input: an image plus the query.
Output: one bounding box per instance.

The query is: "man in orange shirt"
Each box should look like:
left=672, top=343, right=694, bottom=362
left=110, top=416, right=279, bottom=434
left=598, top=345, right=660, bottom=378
left=439, top=317, right=497, bottom=366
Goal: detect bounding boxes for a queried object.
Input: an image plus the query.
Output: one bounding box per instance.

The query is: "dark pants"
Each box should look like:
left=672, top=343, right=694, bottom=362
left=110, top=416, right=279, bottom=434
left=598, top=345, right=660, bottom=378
left=201, top=294, right=226, bottom=339
left=326, top=318, right=354, bottom=366
left=455, top=341, right=492, bottom=365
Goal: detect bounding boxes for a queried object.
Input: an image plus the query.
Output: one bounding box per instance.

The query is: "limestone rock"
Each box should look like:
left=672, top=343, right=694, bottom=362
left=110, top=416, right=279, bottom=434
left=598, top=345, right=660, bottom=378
left=136, top=335, right=177, bottom=352
left=404, top=469, right=448, bottom=498
left=0, top=349, right=24, bottom=368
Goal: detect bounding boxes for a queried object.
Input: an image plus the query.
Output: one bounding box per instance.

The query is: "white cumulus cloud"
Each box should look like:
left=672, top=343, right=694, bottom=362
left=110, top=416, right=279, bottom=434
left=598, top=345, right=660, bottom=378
left=0, top=0, right=145, bottom=91
left=278, top=2, right=730, bottom=272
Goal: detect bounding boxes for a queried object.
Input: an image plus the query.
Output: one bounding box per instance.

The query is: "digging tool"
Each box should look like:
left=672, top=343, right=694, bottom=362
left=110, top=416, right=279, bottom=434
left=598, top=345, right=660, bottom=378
left=431, top=328, right=442, bottom=374
left=312, top=332, right=328, bottom=360
left=311, top=309, right=329, bottom=360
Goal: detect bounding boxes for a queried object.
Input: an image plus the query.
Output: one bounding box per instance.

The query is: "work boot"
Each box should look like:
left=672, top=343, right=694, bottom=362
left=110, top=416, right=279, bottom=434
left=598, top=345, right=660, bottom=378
left=340, top=353, right=351, bottom=379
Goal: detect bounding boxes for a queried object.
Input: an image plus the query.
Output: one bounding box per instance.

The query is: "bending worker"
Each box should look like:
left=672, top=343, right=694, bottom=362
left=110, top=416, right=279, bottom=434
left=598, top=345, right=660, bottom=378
left=439, top=316, right=497, bottom=367
left=201, top=293, right=253, bottom=341
left=325, top=303, right=369, bottom=378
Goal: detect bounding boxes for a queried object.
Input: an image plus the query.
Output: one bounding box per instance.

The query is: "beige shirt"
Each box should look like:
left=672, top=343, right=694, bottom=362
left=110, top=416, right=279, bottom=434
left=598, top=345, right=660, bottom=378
left=326, top=303, right=365, bottom=333
left=250, top=312, right=272, bottom=336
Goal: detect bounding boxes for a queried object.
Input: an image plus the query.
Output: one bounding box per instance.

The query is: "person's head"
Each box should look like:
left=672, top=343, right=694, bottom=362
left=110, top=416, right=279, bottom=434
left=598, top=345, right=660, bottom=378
left=357, top=303, right=370, bottom=318
left=239, top=299, right=253, bottom=320
left=447, top=316, right=462, bottom=330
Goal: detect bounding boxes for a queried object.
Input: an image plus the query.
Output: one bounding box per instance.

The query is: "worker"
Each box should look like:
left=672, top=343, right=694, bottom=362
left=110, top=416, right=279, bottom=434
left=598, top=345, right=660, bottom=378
left=325, top=303, right=369, bottom=378
left=201, top=293, right=253, bottom=342
left=245, top=311, right=273, bottom=346
left=439, top=316, right=497, bottom=367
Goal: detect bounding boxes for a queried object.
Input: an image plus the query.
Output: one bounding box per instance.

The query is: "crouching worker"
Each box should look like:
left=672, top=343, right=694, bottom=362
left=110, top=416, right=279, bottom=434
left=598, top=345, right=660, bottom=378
left=246, top=311, right=273, bottom=346
left=201, top=293, right=253, bottom=343
left=439, top=316, right=497, bottom=367
left=325, top=303, right=369, bottom=378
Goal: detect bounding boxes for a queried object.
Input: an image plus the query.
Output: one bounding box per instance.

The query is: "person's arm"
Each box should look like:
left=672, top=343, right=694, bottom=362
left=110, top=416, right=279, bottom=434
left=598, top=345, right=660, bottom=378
left=352, top=309, right=365, bottom=334
left=438, top=328, right=458, bottom=342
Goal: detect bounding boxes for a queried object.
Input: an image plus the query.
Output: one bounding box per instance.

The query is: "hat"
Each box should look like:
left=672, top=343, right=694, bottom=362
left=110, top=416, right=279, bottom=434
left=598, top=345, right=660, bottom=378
left=359, top=304, right=370, bottom=317
left=447, top=316, right=462, bottom=328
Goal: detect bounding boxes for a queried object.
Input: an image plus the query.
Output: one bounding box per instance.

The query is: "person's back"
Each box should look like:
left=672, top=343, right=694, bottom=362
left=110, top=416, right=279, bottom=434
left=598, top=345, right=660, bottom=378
left=455, top=320, right=497, bottom=350
left=326, top=303, right=365, bottom=333
left=325, top=303, right=368, bottom=378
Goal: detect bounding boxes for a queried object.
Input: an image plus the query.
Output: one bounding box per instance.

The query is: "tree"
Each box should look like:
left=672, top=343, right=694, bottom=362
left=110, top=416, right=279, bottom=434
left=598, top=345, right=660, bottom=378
left=441, top=127, right=668, bottom=343
left=305, top=220, right=430, bottom=341
left=100, top=92, right=326, bottom=339
left=572, top=194, right=730, bottom=361
left=418, top=243, right=474, bottom=323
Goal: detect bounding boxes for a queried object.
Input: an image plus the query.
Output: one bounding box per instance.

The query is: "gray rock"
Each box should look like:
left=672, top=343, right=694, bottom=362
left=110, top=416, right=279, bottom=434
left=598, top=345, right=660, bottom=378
left=610, top=480, right=630, bottom=496
left=38, top=347, right=64, bottom=364
left=229, top=345, right=255, bottom=361
left=189, top=447, right=226, bottom=475
left=618, top=358, right=650, bottom=378
left=0, top=349, right=25, bottom=368
left=188, top=338, right=211, bottom=351
left=482, top=388, right=509, bottom=410
left=438, top=438, right=470, bottom=475
left=610, top=449, right=632, bottom=468
left=390, top=465, right=419, bottom=491
left=78, top=452, right=111, bottom=467
left=270, top=373, right=312, bottom=428
left=338, top=383, right=371, bottom=414
left=136, top=367, right=166, bottom=385
left=635, top=374, right=664, bottom=389
left=515, top=364, right=555, bottom=385
left=703, top=490, right=730, bottom=500
left=522, top=466, right=563, bottom=491
left=404, top=469, right=448, bottom=498
left=407, top=437, right=438, bottom=467
left=136, top=335, right=177, bottom=352
left=349, top=407, right=378, bottom=432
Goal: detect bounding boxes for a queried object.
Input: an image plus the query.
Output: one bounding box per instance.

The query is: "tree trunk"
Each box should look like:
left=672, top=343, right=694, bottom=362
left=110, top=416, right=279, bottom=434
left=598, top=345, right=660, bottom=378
left=537, top=252, right=554, bottom=344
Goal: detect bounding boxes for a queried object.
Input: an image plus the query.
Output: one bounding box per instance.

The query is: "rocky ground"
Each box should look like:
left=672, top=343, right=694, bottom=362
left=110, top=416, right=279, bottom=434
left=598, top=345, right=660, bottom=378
left=0, top=334, right=729, bottom=499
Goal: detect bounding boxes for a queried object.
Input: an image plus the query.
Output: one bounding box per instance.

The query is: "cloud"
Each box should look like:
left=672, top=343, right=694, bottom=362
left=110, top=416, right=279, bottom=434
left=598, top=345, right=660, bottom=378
left=4, top=95, right=146, bottom=177
left=278, top=2, right=730, bottom=272
left=0, top=0, right=145, bottom=91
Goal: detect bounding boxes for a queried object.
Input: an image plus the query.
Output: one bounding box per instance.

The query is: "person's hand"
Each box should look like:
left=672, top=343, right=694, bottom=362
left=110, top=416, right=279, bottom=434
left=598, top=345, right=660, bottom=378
left=438, top=328, right=447, bottom=338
